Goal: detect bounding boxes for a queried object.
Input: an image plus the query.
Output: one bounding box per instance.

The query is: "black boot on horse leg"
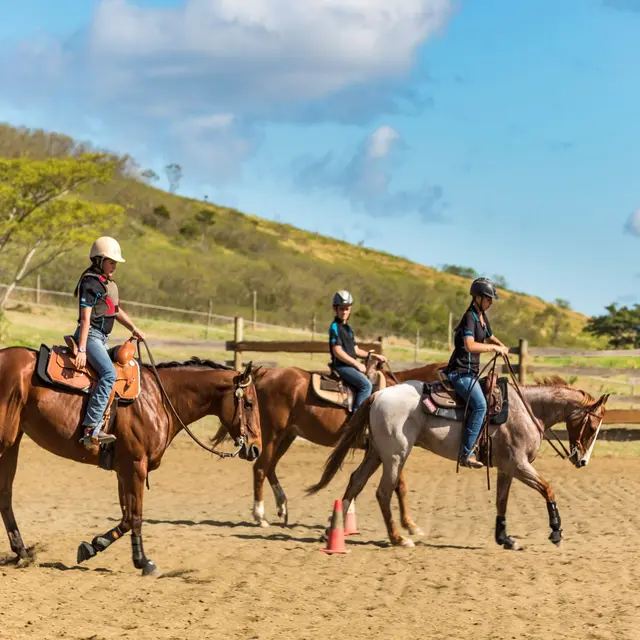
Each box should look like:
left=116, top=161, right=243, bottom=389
left=77, top=524, right=126, bottom=564
left=495, top=471, right=521, bottom=551
left=547, top=500, right=563, bottom=546
left=131, top=530, right=158, bottom=577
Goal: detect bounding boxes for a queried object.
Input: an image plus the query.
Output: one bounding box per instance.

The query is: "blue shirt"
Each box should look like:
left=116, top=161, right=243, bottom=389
left=329, top=317, right=357, bottom=367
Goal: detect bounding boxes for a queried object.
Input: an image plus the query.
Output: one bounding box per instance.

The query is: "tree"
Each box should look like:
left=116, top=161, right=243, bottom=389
left=583, top=304, right=640, bottom=348
left=0, top=155, right=123, bottom=308
left=492, top=274, right=508, bottom=289
left=165, top=163, right=182, bottom=193
left=440, top=264, right=478, bottom=279
left=555, top=298, right=571, bottom=310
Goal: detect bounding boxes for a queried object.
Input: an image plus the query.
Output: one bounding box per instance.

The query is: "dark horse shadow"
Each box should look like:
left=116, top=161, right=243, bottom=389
left=39, top=561, right=113, bottom=573
left=111, top=516, right=326, bottom=532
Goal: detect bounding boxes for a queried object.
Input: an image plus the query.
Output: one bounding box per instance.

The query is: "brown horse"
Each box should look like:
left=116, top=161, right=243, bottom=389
left=211, top=359, right=445, bottom=530
left=0, top=350, right=261, bottom=575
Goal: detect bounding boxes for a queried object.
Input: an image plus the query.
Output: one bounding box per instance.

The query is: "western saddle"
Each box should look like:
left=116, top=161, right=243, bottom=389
left=36, top=335, right=142, bottom=432
left=421, top=368, right=508, bottom=425
left=310, top=364, right=386, bottom=411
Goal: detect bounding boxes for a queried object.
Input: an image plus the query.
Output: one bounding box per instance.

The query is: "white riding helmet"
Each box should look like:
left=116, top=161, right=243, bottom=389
left=332, top=290, right=353, bottom=306
left=90, top=236, right=126, bottom=263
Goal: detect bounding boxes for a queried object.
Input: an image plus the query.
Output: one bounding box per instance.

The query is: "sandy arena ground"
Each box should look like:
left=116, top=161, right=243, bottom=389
left=1, top=434, right=639, bottom=640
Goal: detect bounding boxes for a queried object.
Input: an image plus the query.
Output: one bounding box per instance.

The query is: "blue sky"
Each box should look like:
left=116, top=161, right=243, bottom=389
left=1, top=0, right=639, bottom=316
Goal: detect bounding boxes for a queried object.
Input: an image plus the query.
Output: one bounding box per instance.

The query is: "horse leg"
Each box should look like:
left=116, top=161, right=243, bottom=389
left=77, top=475, right=132, bottom=564
left=512, top=460, right=563, bottom=546
left=395, top=470, right=424, bottom=537
left=495, top=470, right=520, bottom=550
left=341, top=445, right=381, bottom=517
left=0, top=431, right=30, bottom=563
left=266, top=431, right=297, bottom=526
left=252, top=436, right=279, bottom=528
left=377, top=453, right=413, bottom=548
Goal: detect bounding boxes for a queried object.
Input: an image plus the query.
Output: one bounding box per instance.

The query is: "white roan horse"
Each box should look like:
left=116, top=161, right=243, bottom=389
left=308, top=377, right=609, bottom=549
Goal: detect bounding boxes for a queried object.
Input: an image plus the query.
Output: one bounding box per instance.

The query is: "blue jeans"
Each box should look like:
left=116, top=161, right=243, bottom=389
left=74, top=327, right=116, bottom=431
left=333, top=364, right=373, bottom=411
left=448, top=371, right=487, bottom=459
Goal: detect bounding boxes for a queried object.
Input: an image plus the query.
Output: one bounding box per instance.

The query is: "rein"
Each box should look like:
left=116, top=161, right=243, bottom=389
left=137, top=339, right=249, bottom=459
left=501, top=354, right=597, bottom=461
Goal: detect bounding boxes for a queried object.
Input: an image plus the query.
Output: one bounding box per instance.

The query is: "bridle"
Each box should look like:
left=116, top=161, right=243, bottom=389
left=138, top=339, right=256, bottom=459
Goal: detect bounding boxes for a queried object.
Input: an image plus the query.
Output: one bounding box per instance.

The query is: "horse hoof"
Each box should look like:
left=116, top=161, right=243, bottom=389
left=258, top=519, right=270, bottom=528
left=77, top=541, right=97, bottom=564
left=141, top=560, right=161, bottom=577
left=408, top=526, right=424, bottom=537
left=277, top=509, right=288, bottom=526
left=549, top=530, right=563, bottom=546
left=394, top=537, right=415, bottom=548
left=503, top=537, right=522, bottom=551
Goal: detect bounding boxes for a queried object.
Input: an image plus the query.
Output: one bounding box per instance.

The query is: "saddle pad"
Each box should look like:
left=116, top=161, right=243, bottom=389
left=311, top=373, right=351, bottom=410
left=39, top=344, right=142, bottom=402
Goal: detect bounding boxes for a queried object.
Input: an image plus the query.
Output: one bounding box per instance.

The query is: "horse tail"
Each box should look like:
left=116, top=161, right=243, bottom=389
left=209, top=424, right=231, bottom=448
left=306, top=394, right=375, bottom=495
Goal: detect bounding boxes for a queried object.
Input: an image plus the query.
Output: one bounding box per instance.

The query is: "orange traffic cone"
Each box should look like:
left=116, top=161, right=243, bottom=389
left=344, top=500, right=360, bottom=536
left=321, top=499, right=349, bottom=554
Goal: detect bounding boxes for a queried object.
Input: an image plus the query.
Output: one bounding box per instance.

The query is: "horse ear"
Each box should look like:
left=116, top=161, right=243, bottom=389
left=242, top=361, right=253, bottom=380
left=602, top=393, right=610, bottom=406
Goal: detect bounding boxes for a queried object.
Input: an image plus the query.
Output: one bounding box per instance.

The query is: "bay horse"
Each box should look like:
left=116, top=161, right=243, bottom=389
left=0, top=349, right=261, bottom=575
left=211, top=359, right=445, bottom=530
left=309, top=377, right=608, bottom=549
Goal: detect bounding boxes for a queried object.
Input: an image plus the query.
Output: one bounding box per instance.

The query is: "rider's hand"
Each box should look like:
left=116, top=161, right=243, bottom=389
left=132, top=326, right=146, bottom=341
left=494, top=345, right=509, bottom=356
left=375, top=354, right=387, bottom=363
left=76, top=351, right=87, bottom=368
left=356, top=362, right=367, bottom=374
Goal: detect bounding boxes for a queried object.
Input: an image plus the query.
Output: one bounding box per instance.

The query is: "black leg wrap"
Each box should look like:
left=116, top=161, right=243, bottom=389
left=547, top=500, right=563, bottom=544
left=495, top=516, right=507, bottom=545
left=91, top=526, right=124, bottom=552
left=131, top=535, right=148, bottom=569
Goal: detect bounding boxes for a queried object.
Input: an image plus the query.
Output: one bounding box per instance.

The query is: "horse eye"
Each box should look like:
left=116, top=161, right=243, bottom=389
left=245, top=399, right=253, bottom=408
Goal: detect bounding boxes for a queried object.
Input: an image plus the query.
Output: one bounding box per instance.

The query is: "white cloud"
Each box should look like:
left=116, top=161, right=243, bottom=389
left=624, top=208, right=640, bottom=236
left=294, top=126, right=446, bottom=221
left=367, top=126, right=400, bottom=159
left=0, top=0, right=454, bottom=182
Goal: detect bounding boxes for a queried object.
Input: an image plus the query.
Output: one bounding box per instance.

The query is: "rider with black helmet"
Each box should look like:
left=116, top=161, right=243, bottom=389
left=446, top=278, right=509, bottom=468
left=329, top=290, right=387, bottom=411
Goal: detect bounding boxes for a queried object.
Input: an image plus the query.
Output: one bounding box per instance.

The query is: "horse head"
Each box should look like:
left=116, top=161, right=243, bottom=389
left=566, top=393, right=609, bottom=468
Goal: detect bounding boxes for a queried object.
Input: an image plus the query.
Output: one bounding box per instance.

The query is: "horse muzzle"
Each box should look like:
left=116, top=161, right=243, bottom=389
left=238, top=441, right=260, bottom=462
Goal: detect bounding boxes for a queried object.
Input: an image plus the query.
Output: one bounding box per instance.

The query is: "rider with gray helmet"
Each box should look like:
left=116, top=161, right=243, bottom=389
left=329, top=290, right=387, bottom=411
left=446, top=278, right=509, bottom=468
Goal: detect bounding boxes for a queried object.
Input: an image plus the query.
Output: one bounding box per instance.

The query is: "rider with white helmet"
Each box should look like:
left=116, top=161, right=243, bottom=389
left=73, top=237, right=145, bottom=449
left=329, top=290, right=386, bottom=412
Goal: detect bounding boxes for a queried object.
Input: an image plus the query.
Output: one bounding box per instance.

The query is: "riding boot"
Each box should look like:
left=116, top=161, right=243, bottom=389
left=458, top=453, right=484, bottom=469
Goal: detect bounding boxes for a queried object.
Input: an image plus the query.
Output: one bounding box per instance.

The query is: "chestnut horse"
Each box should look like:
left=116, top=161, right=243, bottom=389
left=211, top=360, right=445, bottom=529
left=0, top=350, right=261, bottom=575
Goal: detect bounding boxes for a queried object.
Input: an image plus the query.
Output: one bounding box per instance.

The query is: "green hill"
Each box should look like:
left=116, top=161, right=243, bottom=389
left=0, top=123, right=599, bottom=349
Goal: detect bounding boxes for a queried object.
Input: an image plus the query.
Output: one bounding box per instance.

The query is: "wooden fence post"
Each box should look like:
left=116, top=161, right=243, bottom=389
left=36, top=275, right=41, bottom=305
left=518, top=338, right=528, bottom=384
left=252, top=290, right=257, bottom=330
left=234, top=316, right=244, bottom=370
left=414, top=328, right=420, bottom=364
left=378, top=336, right=385, bottom=357
left=205, top=299, right=212, bottom=340
left=447, top=311, right=453, bottom=350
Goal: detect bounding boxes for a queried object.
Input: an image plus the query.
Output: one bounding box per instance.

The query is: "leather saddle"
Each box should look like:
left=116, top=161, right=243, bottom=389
left=36, top=335, right=141, bottom=404
left=421, top=369, right=509, bottom=425
left=310, top=365, right=386, bottom=411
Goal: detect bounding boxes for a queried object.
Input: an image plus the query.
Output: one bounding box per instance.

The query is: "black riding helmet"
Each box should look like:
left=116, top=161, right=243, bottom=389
left=470, top=277, right=499, bottom=300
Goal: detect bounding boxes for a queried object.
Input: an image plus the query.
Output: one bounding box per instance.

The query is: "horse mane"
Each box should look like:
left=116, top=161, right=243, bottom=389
left=533, top=375, right=595, bottom=406
left=151, top=356, right=234, bottom=371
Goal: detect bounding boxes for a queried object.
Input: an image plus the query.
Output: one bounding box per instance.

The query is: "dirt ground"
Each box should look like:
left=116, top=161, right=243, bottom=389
left=1, top=435, right=639, bottom=640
